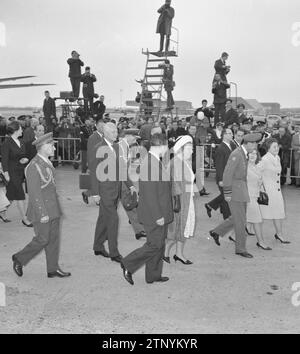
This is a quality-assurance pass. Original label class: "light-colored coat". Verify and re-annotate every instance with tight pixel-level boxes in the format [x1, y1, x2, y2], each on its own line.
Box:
[258, 152, 285, 220]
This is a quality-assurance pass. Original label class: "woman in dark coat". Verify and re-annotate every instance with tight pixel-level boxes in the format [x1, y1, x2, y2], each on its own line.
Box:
[1, 121, 32, 226]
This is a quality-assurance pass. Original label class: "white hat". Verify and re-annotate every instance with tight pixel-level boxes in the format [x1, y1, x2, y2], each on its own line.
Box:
[173, 135, 193, 153]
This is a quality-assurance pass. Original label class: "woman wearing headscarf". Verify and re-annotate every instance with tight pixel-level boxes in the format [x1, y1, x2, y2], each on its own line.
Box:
[164, 135, 195, 265]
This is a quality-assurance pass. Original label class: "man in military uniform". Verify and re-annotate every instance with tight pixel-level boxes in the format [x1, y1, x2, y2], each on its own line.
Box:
[209, 133, 261, 258]
[12, 133, 71, 278]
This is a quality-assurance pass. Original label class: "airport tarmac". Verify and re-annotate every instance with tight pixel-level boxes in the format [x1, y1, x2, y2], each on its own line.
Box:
[0, 166, 300, 334]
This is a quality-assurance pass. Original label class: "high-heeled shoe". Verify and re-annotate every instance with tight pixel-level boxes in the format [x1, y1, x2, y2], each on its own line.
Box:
[245, 227, 255, 236]
[163, 256, 170, 264]
[22, 220, 33, 228]
[0, 215, 11, 223]
[256, 242, 272, 251]
[274, 234, 291, 244]
[173, 255, 193, 265]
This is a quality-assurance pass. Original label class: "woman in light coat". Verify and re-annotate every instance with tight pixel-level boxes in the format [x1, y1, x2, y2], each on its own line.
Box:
[258, 138, 290, 244]
[164, 135, 195, 265]
[246, 150, 271, 250]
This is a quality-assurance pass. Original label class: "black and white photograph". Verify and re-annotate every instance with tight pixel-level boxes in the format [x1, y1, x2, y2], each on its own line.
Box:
[1, 0, 300, 339]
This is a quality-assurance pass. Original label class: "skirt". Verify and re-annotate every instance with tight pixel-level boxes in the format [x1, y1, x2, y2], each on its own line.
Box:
[246, 196, 262, 224]
[6, 169, 25, 201]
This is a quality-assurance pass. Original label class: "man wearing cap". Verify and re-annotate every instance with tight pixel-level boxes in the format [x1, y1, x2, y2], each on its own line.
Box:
[81, 67, 97, 117]
[214, 52, 231, 83]
[67, 50, 84, 98]
[118, 129, 147, 240]
[241, 117, 253, 133]
[218, 133, 261, 258]
[12, 133, 71, 278]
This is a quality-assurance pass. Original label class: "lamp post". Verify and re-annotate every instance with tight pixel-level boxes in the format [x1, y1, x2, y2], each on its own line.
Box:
[230, 82, 238, 108]
[120, 89, 123, 109]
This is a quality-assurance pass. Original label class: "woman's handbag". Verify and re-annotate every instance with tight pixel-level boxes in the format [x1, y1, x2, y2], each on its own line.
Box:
[121, 183, 138, 211]
[173, 195, 181, 213]
[257, 185, 269, 206]
[0, 172, 8, 187]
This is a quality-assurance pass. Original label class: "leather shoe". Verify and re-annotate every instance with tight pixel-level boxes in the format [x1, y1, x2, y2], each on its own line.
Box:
[94, 249, 110, 257]
[205, 203, 212, 218]
[82, 192, 89, 205]
[121, 263, 134, 285]
[12, 255, 23, 277]
[199, 188, 210, 196]
[135, 231, 146, 240]
[111, 255, 123, 263]
[209, 230, 220, 246]
[47, 269, 71, 278]
[236, 252, 253, 258]
[22, 220, 33, 227]
[147, 276, 169, 284]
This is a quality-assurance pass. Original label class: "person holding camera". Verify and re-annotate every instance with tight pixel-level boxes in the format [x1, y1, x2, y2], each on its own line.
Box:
[214, 52, 231, 83]
[67, 50, 84, 98]
[156, 0, 175, 52]
[160, 59, 175, 111]
[81, 66, 97, 117]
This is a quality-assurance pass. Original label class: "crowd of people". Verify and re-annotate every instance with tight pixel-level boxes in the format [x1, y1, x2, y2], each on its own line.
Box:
[0, 0, 299, 282]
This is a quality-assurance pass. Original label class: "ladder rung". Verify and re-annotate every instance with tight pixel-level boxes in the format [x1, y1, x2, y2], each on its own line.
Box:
[145, 82, 163, 85]
[145, 74, 164, 77]
[147, 90, 161, 93]
[148, 59, 167, 62]
[146, 67, 162, 70]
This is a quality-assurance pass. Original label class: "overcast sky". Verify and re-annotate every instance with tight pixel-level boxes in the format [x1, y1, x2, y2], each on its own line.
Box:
[1, 0, 300, 108]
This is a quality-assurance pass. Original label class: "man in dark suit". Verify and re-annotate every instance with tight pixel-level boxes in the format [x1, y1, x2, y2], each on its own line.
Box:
[93, 95, 106, 122]
[121, 134, 173, 285]
[156, 0, 175, 52]
[67, 50, 84, 98]
[194, 100, 214, 126]
[82, 119, 104, 204]
[93, 123, 136, 262]
[214, 52, 230, 82]
[81, 66, 97, 116]
[212, 74, 230, 126]
[160, 60, 175, 110]
[42, 91, 56, 132]
[205, 128, 234, 220]
[237, 103, 247, 125]
[232, 128, 245, 149]
[223, 99, 239, 127]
